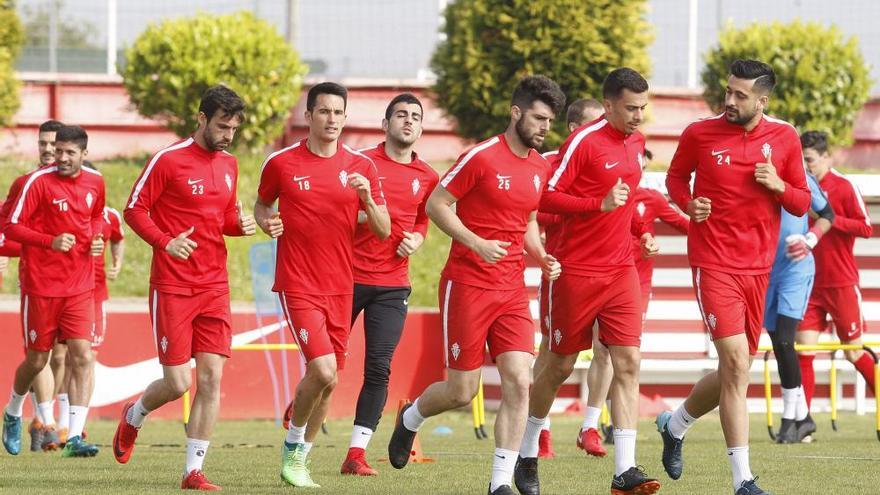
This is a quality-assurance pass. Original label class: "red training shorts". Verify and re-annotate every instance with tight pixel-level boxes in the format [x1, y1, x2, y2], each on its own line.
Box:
[692, 267, 769, 355]
[21, 290, 94, 353]
[800, 285, 866, 341]
[279, 291, 353, 370]
[149, 287, 232, 366]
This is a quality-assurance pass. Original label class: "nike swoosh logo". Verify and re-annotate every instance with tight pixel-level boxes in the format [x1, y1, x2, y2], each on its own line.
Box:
[711, 149, 729, 156]
[612, 478, 626, 488]
[91, 321, 285, 407]
[293, 176, 310, 181]
[187, 179, 204, 185]
[496, 174, 511, 179]
[52, 198, 67, 204]
[495, 454, 506, 459]
[604, 162, 619, 169]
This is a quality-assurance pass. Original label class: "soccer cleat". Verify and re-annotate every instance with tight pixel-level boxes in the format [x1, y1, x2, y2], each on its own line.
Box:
[487, 484, 517, 495]
[181, 469, 221, 491]
[281, 442, 320, 487]
[340, 447, 378, 476]
[282, 400, 293, 430]
[58, 427, 68, 447]
[775, 419, 797, 444]
[113, 401, 139, 464]
[611, 466, 661, 495]
[513, 456, 539, 495]
[656, 411, 684, 480]
[387, 402, 417, 469]
[796, 414, 816, 443]
[735, 478, 771, 494]
[61, 435, 98, 457]
[576, 427, 607, 457]
[29, 419, 45, 452]
[41, 426, 60, 451]
[2, 412, 22, 455]
[537, 429, 555, 459]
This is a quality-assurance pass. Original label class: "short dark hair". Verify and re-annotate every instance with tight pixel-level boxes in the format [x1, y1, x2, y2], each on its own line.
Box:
[644, 148, 653, 161]
[566, 98, 603, 126]
[307, 82, 348, 112]
[602, 68, 649, 99]
[384, 93, 423, 121]
[39, 120, 64, 133]
[729, 59, 776, 94]
[801, 130, 829, 154]
[54, 125, 88, 150]
[511, 75, 565, 116]
[199, 85, 245, 122]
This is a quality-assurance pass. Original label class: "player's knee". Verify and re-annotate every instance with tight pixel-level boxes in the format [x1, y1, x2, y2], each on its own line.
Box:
[448, 382, 478, 408]
[502, 373, 531, 401]
[195, 370, 223, 396]
[50, 351, 66, 370]
[165, 374, 192, 398]
[719, 353, 750, 382]
[363, 362, 391, 386]
[25, 352, 50, 371]
[844, 349, 862, 363]
[309, 364, 337, 388]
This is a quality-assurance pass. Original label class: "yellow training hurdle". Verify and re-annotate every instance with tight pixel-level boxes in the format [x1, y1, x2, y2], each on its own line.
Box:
[760, 341, 880, 442]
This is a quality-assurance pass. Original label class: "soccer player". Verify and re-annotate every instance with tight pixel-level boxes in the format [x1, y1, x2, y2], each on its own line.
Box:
[797, 130, 875, 438]
[387, 75, 564, 495]
[255, 82, 390, 488]
[516, 68, 661, 495]
[113, 86, 256, 490]
[660, 60, 809, 495]
[339, 93, 439, 476]
[763, 167, 834, 444]
[3, 125, 105, 458]
[0, 120, 65, 452]
[535, 97, 609, 459]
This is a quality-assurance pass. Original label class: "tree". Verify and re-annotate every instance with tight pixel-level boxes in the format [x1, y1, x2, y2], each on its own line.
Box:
[0, 1, 23, 127]
[121, 12, 307, 153]
[701, 21, 872, 146]
[430, 0, 651, 147]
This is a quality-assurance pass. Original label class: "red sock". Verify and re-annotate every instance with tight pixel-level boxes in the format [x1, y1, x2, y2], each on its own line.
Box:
[799, 354, 816, 408]
[854, 353, 876, 393]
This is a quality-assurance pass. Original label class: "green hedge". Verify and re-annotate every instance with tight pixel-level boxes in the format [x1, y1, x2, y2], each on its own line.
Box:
[0, 2, 23, 126]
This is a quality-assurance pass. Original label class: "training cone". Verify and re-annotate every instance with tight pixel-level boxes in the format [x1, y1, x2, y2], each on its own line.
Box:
[380, 399, 435, 464]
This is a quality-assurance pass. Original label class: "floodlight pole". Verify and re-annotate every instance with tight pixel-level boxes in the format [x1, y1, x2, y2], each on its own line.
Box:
[286, 0, 299, 45]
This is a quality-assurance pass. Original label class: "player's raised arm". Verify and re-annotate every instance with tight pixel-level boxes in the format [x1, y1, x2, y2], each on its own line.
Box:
[124, 154, 174, 250]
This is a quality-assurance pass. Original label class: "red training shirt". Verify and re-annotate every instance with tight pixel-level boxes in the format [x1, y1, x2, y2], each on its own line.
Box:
[5, 166, 105, 298]
[125, 137, 244, 294]
[630, 187, 689, 287]
[258, 139, 385, 295]
[666, 114, 810, 274]
[439, 133, 549, 290]
[352, 142, 438, 287]
[811, 169, 872, 288]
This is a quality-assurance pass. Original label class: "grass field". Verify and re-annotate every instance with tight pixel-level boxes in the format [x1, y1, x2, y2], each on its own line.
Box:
[0, 412, 877, 494]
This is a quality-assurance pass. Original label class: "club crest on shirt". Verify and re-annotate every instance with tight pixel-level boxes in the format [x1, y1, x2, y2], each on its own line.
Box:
[533, 174, 541, 193]
[412, 178, 420, 195]
[160, 336, 168, 354]
[225, 173, 232, 191]
[637, 201, 646, 217]
[762, 143, 772, 160]
[707, 313, 717, 330]
[299, 328, 309, 345]
[339, 170, 349, 187]
[85, 192, 94, 208]
[450, 342, 461, 361]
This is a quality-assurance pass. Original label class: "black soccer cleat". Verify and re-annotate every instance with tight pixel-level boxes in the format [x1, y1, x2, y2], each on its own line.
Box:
[796, 414, 816, 443]
[656, 411, 684, 480]
[487, 484, 517, 495]
[735, 478, 771, 494]
[775, 418, 797, 444]
[387, 402, 417, 469]
[513, 456, 539, 495]
[611, 466, 661, 495]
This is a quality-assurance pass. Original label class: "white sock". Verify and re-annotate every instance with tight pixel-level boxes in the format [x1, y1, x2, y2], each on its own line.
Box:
[541, 416, 551, 432]
[612, 428, 637, 476]
[667, 405, 696, 439]
[126, 397, 151, 428]
[185, 438, 210, 475]
[795, 386, 808, 421]
[302, 441, 313, 458]
[350, 425, 373, 450]
[68, 405, 89, 439]
[402, 398, 426, 432]
[727, 446, 753, 490]
[38, 401, 56, 427]
[57, 394, 70, 429]
[5, 390, 26, 417]
[582, 406, 602, 431]
[781, 387, 798, 420]
[489, 448, 518, 491]
[519, 416, 546, 458]
[285, 424, 306, 445]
